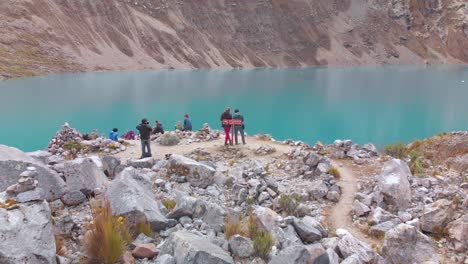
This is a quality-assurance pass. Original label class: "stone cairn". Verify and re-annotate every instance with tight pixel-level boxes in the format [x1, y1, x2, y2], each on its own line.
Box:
[47, 123, 83, 155]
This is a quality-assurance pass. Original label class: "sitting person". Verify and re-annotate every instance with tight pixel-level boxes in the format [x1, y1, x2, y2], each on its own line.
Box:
[183, 114, 192, 131]
[175, 121, 183, 131]
[153, 120, 164, 134]
[109, 128, 119, 141]
[122, 130, 135, 140]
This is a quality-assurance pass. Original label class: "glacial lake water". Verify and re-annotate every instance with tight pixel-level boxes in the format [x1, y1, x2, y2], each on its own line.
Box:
[0, 65, 467, 152]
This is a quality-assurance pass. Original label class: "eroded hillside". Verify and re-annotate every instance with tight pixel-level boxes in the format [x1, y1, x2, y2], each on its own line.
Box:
[0, 0, 467, 78]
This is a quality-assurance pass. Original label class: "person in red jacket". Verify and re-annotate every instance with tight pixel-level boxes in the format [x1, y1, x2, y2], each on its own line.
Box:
[220, 107, 232, 145]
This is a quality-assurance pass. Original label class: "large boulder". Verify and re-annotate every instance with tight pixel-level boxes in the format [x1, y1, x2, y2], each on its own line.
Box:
[0, 145, 65, 201]
[308, 181, 329, 200]
[167, 154, 215, 188]
[27, 150, 52, 164]
[159, 230, 234, 264]
[107, 167, 169, 231]
[447, 214, 468, 252]
[336, 229, 375, 263]
[382, 223, 437, 264]
[62, 157, 107, 194]
[101, 155, 124, 178]
[0, 201, 56, 264]
[367, 207, 398, 225]
[375, 159, 412, 211]
[292, 216, 326, 243]
[269, 245, 311, 264]
[420, 199, 455, 233]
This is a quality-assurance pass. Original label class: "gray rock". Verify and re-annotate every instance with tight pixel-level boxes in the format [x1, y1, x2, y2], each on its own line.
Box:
[382, 223, 437, 264]
[46, 155, 63, 165]
[168, 193, 198, 219]
[370, 221, 397, 237]
[320, 237, 339, 252]
[229, 235, 254, 258]
[317, 163, 330, 174]
[292, 216, 326, 243]
[0, 145, 65, 201]
[340, 254, 361, 264]
[353, 200, 371, 217]
[447, 214, 468, 252]
[62, 157, 107, 194]
[159, 230, 234, 264]
[107, 167, 169, 231]
[0, 201, 56, 264]
[362, 143, 378, 155]
[132, 233, 155, 247]
[101, 155, 123, 178]
[421, 199, 455, 233]
[128, 157, 155, 169]
[269, 245, 311, 264]
[281, 224, 303, 248]
[304, 152, 320, 167]
[167, 154, 215, 188]
[326, 191, 340, 202]
[375, 159, 412, 211]
[27, 150, 52, 164]
[258, 191, 270, 203]
[308, 181, 329, 200]
[367, 207, 398, 225]
[154, 254, 176, 264]
[337, 229, 375, 262]
[200, 202, 226, 233]
[60, 190, 87, 206]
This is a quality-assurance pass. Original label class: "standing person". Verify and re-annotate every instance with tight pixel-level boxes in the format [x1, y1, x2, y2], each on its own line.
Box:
[220, 107, 232, 145]
[136, 118, 152, 158]
[183, 114, 192, 131]
[109, 128, 119, 141]
[233, 109, 246, 145]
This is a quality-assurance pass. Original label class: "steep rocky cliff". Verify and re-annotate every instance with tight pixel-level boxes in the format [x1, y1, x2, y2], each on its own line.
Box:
[0, 0, 466, 78]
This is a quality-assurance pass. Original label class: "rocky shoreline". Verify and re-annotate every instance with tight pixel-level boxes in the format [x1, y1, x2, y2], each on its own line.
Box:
[0, 124, 466, 264]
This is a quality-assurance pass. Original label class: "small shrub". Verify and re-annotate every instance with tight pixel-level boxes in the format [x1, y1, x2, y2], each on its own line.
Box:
[453, 196, 462, 205]
[409, 151, 425, 175]
[228, 159, 236, 166]
[329, 166, 341, 178]
[384, 142, 408, 159]
[84, 199, 130, 264]
[160, 132, 180, 146]
[248, 212, 273, 260]
[245, 197, 255, 206]
[224, 214, 247, 239]
[63, 141, 82, 151]
[162, 199, 176, 211]
[135, 218, 153, 237]
[278, 193, 302, 216]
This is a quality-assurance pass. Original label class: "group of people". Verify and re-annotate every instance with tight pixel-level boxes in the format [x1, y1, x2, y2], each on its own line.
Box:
[221, 107, 246, 146]
[108, 109, 246, 158]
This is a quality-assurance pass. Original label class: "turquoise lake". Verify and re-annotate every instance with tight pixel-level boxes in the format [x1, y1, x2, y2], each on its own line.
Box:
[1, 65, 467, 152]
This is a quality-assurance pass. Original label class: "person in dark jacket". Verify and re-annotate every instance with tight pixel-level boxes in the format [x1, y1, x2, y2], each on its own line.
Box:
[220, 107, 232, 145]
[233, 109, 245, 145]
[109, 128, 119, 141]
[136, 118, 152, 158]
[183, 114, 192, 131]
[153, 120, 164, 134]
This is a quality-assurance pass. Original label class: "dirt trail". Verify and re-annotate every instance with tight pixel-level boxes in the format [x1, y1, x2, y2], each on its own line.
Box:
[329, 160, 379, 246]
[115, 136, 295, 163]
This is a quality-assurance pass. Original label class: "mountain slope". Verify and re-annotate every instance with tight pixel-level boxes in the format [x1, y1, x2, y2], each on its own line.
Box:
[0, 0, 467, 78]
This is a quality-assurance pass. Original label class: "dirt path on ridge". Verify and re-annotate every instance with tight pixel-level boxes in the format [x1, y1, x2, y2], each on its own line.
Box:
[329, 160, 380, 246]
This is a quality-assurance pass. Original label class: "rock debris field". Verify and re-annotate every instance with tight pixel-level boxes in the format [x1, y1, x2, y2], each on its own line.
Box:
[0, 123, 467, 264]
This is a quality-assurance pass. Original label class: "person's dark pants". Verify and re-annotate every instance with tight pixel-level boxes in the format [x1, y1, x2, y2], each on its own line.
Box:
[141, 139, 151, 157]
[234, 126, 245, 144]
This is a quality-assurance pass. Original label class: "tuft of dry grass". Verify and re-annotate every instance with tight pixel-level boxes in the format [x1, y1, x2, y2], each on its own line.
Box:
[278, 193, 302, 216]
[135, 218, 153, 237]
[84, 199, 131, 264]
[329, 166, 341, 178]
[248, 212, 273, 260]
[55, 235, 66, 256]
[162, 199, 176, 211]
[224, 214, 248, 239]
